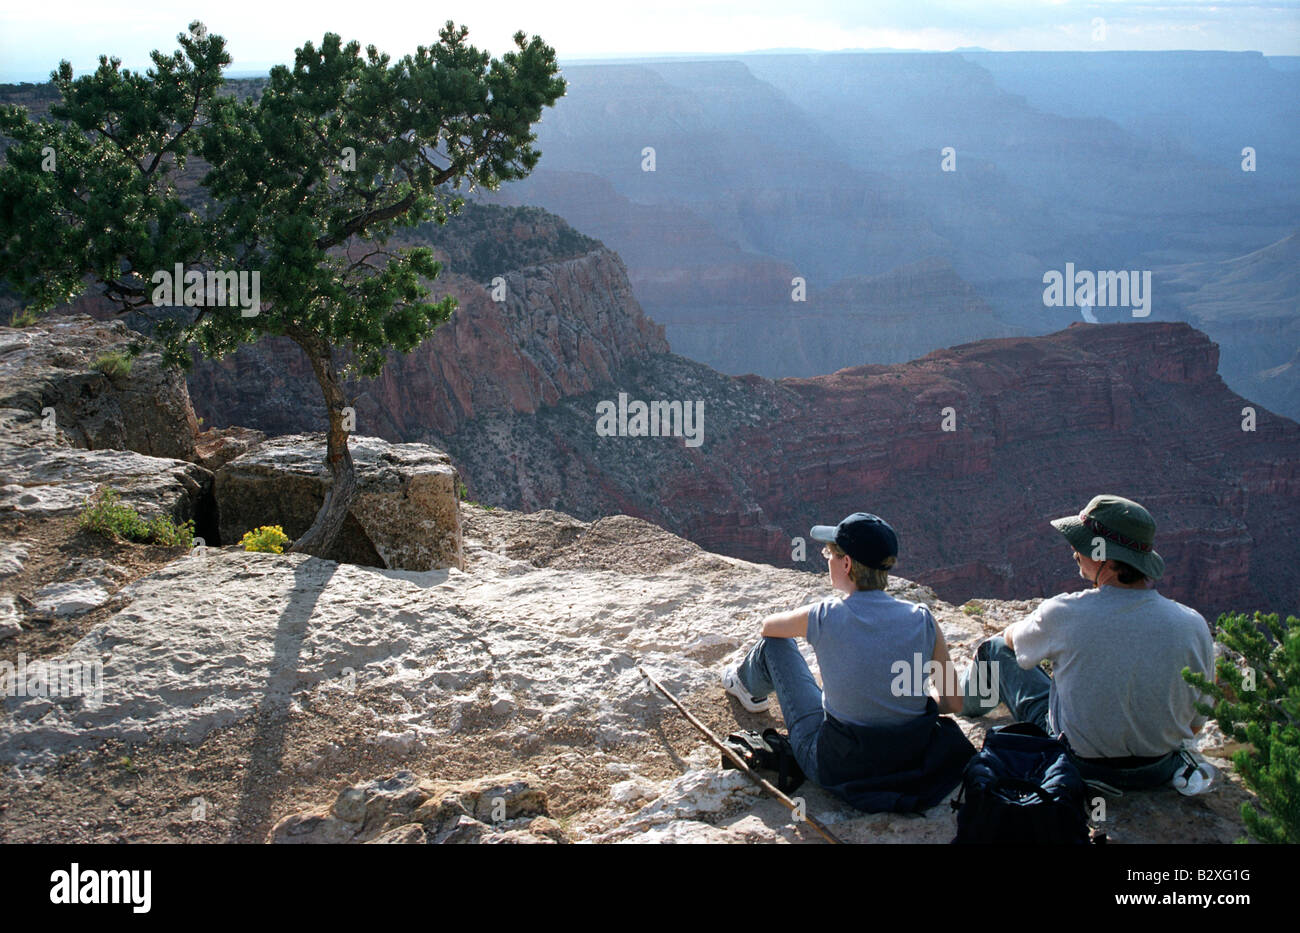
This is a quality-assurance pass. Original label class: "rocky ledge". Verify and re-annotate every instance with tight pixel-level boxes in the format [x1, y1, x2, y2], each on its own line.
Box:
[214, 433, 464, 571]
[0, 317, 198, 460]
[0, 500, 1251, 844]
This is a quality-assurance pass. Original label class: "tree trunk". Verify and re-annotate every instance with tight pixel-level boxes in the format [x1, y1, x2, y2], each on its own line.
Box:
[286, 327, 358, 559]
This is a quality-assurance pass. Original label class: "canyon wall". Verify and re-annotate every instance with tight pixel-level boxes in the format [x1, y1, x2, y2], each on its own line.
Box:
[439, 321, 1300, 619]
[185, 238, 668, 440]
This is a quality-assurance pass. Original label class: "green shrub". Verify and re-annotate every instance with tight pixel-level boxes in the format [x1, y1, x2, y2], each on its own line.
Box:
[455, 478, 493, 508]
[239, 525, 291, 553]
[962, 601, 985, 616]
[9, 307, 40, 327]
[1184, 611, 1299, 844]
[143, 513, 195, 548]
[78, 487, 194, 547]
[80, 487, 148, 541]
[92, 349, 133, 379]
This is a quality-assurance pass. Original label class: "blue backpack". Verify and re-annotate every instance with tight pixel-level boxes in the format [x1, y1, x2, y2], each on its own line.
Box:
[951, 722, 1092, 844]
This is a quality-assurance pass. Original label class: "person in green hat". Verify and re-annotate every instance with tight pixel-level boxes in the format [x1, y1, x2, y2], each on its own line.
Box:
[957, 494, 1215, 790]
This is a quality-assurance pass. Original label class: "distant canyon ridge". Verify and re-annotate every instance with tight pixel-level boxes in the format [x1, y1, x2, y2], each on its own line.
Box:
[479, 50, 1300, 420]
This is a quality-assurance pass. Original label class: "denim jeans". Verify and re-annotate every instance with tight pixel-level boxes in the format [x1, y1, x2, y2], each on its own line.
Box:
[735, 636, 827, 785]
[959, 635, 1052, 728]
[959, 636, 1181, 791]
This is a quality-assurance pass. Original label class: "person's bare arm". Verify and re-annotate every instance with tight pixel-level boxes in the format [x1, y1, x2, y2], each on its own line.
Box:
[760, 605, 813, 639]
[930, 628, 963, 714]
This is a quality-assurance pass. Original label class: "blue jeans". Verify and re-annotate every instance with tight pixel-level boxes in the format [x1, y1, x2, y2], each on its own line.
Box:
[958, 635, 1052, 727]
[959, 636, 1181, 791]
[735, 637, 827, 785]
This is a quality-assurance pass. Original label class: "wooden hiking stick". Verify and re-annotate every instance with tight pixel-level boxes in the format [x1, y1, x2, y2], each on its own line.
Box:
[637, 665, 844, 845]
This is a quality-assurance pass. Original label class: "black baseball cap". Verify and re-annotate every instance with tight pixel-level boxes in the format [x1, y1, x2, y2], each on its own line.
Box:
[810, 512, 899, 569]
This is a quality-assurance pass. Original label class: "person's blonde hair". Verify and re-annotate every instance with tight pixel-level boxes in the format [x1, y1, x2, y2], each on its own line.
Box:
[827, 541, 893, 591]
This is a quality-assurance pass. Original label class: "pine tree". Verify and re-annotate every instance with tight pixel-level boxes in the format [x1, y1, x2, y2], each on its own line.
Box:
[1184, 612, 1300, 843]
[0, 20, 565, 556]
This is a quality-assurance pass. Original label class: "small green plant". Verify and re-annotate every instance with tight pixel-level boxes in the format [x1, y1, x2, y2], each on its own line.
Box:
[80, 488, 148, 540]
[143, 513, 195, 548]
[78, 487, 194, 547]
[92, 349, 133, 379]
[9, 307, 41, 327]
[962, 601, 985, 616]
[239, 525, 291, 554]
[455, 477, 493, 508]
[1184, 611, 1299, 844]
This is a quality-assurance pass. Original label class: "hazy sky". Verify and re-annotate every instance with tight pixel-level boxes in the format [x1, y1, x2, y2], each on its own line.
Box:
[2, 0, 1298, 82]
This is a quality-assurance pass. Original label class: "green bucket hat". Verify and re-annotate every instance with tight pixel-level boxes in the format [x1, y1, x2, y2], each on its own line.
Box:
[1049, 494, 1165, 581]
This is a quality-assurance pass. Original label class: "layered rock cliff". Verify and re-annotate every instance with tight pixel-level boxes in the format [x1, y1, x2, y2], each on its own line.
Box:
[485, 175, 1009, 378]
[185, 211, 667, 440]
[439, 321, 1300, 619]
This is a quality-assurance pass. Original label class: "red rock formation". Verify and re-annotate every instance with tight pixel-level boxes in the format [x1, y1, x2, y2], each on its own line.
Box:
[177, 235, 1300, 618]
[730, 323, 1300, 617]
[184, 246, 668, 439]
[426, 320, 1300, 618]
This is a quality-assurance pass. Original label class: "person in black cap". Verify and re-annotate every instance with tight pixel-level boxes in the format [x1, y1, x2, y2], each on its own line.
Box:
[720, 512, 974, 812]
[957, 494, 1216, 791]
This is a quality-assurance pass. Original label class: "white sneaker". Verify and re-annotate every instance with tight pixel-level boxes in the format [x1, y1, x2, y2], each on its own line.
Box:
[720, 664, 771, 713]
[1171, 749, 1218, 796]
